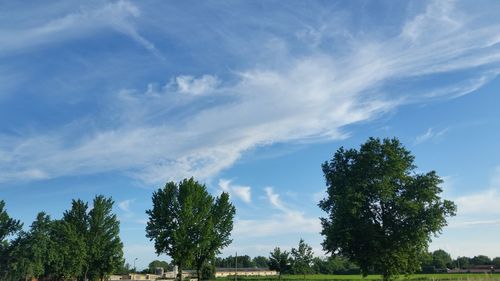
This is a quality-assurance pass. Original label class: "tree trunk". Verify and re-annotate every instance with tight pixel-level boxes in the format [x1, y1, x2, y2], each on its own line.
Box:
[197, 269, 200, 281]
[179, 264, 183, 281]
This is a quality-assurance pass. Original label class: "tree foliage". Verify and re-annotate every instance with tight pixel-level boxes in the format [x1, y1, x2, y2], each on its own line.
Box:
[0, 200, 22, 280]
[0, 196, 123, 281]
[253, 256, 270, 268]
[146, 178, 235, 281]
[291, 239, 314, 277]
[87, 196, 124, 281]
[268, 247, 292, 280]
[148, 260, 172, 273]
[319, 137, 456, 280]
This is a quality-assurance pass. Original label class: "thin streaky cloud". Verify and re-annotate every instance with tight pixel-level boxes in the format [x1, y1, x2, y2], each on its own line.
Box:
[0, 1, 161, 58]
[0, 1, 499, 184]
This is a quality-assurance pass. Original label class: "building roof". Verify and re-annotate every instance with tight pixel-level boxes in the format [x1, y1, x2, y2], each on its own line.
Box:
[216, 268, 273, 272]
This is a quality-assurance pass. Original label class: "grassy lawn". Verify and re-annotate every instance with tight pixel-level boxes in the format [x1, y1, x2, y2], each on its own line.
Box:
[216, 273, 500, 281]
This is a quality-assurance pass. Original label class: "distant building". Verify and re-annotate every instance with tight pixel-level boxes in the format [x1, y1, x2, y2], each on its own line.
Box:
[448, 265, 498, 273]
[215, 268, 278, 277]
[155, 267, 165, 276]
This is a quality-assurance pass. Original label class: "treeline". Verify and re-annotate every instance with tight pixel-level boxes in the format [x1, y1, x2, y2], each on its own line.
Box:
[420, 249, 500, 273]
[215, 239, 359, 278]
[0, 196, 125, 281]
[216, 243, 500, 277]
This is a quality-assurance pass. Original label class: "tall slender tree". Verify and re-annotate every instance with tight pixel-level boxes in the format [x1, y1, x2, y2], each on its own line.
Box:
[146, 178, 235, 281]
[87, 195, 124, 281]
[63, 199, 89, 281]
[28, 212, 54, 279]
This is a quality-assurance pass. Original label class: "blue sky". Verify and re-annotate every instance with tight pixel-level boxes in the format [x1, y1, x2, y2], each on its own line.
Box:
[1, 0, 500, 269]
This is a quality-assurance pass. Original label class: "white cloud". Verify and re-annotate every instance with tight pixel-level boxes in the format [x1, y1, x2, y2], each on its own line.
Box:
[0, 0, 159, 57]
[118, 199, 134, 213]
[455, 189, 500, 216]
[451, 167, 500, 216]
[449, 219, 500, 228]
[414, 127, 449, 145]
[172, 75, 220, 96]
[0, 1, 499, 184]
[264, 187, 286, 211]
[218, 179, 252, 203]
[401, 0, 461, 43]
[233, 213, 321, 238]
[232, 187, 321, 238]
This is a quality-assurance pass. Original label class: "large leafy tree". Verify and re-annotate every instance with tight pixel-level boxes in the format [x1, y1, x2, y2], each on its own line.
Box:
[319, 137, 456, 280]
[268, 247, 292, 280]
[146, 178, 235, 281]
[291, 239, 314, 279]
[87, 195, 124, 281]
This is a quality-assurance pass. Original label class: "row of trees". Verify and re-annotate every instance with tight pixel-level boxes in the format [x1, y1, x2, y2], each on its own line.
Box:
[421, 250, 500, 272]
[214, 255, 269, 269]
[0, 196, 124, 281]
[216, 249, 500, 276]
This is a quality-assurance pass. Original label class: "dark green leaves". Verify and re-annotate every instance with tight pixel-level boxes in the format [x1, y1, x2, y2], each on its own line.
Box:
[146, 177, 235, 281]
[319, 137, 456, 280]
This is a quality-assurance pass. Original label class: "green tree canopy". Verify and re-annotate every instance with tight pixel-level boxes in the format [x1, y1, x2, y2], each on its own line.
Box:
[193, 192, 235, 280]
[253, 256, 270, 268]
[471, 255, 492, 265]
[0, 200, 22, 243]
[62, 199, 89, 281]
[319, 137, 456, 280]
[454, 256, 470, 269]
[432, 249, 453, 270]
[291, 239, 314, 278]
[0, 200, 22, 280]
[146, 178, 235, 281]
[492, 257, 500, 269]
[148, 260, 171, 273]
[268, 247, 292, 280]
[87, 195, 124, 281]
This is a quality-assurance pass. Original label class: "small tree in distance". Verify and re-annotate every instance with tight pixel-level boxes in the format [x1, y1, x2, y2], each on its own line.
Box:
[268, 247, 291, 280]
[291, 239, 314, 280]
[319, 137, 456, 281]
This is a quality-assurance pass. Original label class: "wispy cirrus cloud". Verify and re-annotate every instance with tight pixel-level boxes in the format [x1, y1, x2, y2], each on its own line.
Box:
[118, 199, 134, 213]
[414, 127, 449, 145]
[0, 0, 159, 57]
[450, 167, 500, 218]
[233, 187, 320, 238]
[218, 179, 252, 203]
[0, 1, 499, 184]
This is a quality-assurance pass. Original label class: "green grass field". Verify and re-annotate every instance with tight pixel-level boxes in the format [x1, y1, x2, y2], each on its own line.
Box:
[216, 273, 500, 281]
